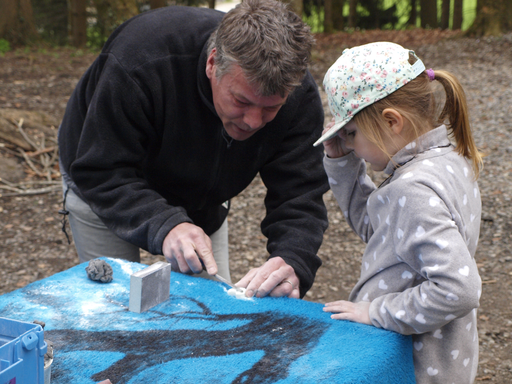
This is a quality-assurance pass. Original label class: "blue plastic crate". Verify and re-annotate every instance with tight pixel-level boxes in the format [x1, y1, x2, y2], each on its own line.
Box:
[0, 317, 47, 384]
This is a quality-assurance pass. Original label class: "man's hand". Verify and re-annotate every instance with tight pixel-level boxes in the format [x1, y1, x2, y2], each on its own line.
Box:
[323, 300, 371, 325]
[162, 223, 217, 275]
[236, 257, 300, 299]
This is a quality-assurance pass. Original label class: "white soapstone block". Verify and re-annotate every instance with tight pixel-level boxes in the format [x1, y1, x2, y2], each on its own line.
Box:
[129, 261, 171, 313]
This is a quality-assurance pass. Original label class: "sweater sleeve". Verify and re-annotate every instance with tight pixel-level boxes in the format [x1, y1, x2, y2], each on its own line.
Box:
[258, 73, 329, 297]
[323, 152, 377, 243]
[368, 180, 481, 335]
[66, 54, 192, 255]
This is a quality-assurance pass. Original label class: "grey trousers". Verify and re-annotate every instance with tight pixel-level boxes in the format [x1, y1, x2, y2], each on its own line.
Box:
[62, 180, 231, 282]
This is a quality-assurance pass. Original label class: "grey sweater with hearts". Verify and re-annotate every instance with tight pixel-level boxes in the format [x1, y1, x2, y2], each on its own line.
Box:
[324, 126, 482, 383]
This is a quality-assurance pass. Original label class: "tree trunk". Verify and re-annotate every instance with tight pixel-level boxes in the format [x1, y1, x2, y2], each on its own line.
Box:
[208, 0, 216, 9]
[32, 0, 69, 46]
[420, 0, 437, 28]
[0, 0, 39, 46]
[440, 0, 450, 29]
[466, 0, 512, 36]
[332, 0, 344, 30]
[324, 0, 333, 33]
[407, 0, 417, 26]
[67, 0, 87, 47]
[452, 0, 463, 29]
[150, 0, 166, 8]
[348, 0, 357, 28]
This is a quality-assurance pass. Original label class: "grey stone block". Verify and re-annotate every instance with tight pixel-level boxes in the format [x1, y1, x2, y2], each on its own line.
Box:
[129, 261, 171, 313]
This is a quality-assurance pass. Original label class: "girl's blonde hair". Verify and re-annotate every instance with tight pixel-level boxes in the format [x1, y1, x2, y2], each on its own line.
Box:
[353, 65, 483, 179]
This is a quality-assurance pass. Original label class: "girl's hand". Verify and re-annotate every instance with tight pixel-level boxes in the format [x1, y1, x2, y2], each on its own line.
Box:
[322, 118, 351, 159]
[323, 300, 371, 325]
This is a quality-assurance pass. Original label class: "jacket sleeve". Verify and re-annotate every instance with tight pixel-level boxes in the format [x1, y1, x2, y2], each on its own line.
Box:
[259, 73, 329, 298]
[323, 152, 377, 243]
[368, 181, 481, 335]
[66, 54, 192, 255]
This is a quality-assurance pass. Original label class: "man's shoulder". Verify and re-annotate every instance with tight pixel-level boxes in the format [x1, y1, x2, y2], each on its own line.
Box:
[134, 5, 224, 25]
[103, 6, 224, 55]
[99, 6, 224, 72]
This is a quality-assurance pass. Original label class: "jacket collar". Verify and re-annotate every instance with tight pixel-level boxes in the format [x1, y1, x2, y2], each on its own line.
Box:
[383, 125, 452, 175]
[197, 42, 217, 117]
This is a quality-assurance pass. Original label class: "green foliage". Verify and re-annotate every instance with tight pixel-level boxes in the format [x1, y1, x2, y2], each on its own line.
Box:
[303, 0, 477, 33]
[0, 39, 11, 55]
[86, 26, 109, 50]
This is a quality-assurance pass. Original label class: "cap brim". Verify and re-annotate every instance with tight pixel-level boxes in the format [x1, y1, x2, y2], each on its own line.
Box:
[313, 118, 350, 147]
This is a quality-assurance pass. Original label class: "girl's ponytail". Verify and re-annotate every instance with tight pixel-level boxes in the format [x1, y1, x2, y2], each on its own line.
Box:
[434, 70, 484, 178]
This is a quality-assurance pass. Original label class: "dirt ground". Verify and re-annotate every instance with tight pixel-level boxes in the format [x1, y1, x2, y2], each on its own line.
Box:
[1, 29, 511, 382]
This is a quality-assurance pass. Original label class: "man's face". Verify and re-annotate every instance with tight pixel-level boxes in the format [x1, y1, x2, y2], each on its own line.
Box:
[206, 49, 288, 141]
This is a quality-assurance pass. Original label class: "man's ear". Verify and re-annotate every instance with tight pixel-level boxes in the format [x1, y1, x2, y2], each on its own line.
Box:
[205, 48, 217, 80]
[382, 108, 404, 135]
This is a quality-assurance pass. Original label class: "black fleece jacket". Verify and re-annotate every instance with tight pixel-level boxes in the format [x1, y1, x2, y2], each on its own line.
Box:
[58, 6, 329, 297]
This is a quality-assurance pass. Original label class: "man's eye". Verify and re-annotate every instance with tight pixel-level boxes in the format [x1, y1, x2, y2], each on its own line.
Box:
[234, 99, 248, 106]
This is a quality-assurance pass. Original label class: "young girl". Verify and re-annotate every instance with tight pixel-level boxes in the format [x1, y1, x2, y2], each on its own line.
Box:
[315, 42, 483, 383]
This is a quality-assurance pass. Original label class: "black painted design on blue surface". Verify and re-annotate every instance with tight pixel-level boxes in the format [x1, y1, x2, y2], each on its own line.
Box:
[46, 295, 329, 384]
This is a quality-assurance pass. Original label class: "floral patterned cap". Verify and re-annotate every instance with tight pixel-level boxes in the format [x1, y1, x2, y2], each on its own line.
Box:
[314, 42, 426, 146]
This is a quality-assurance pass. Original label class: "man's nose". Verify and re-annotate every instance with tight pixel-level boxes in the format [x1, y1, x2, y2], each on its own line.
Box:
[243, 107, 265, 130]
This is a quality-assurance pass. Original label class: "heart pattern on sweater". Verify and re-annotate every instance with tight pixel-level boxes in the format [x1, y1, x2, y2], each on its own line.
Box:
[429, 196, 440, 207]
[401, 271, 413, 279]
[435, 239, 449, 249]
[416, 226, 425, 237]
[446, 293, 459, 301]
[459, 266, 469, 276]
[414, 342, 423, 351]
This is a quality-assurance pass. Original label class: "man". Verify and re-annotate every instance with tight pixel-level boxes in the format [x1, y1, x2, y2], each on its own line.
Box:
[58, 0, 328, 299]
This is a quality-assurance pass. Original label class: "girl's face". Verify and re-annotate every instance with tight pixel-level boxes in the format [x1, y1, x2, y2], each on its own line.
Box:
[339, 120, 393, 172]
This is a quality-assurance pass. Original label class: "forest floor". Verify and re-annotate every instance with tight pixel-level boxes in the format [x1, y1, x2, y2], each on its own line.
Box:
[0, 28, 511, 382]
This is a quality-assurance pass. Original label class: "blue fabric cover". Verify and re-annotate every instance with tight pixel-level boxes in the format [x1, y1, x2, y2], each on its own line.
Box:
[0, 258, 415, 383]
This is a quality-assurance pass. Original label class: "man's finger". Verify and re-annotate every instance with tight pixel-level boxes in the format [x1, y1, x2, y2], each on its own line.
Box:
[269, 279, 299, 298]
[240, 257, 298, 298]
[195, 242, 217, 275]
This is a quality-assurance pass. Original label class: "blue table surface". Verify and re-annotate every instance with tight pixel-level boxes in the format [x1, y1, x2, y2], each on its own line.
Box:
[0, 258, 416, 384]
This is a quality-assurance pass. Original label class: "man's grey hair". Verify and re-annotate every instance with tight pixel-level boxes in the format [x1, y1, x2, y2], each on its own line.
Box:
[207, 0, 315, 97]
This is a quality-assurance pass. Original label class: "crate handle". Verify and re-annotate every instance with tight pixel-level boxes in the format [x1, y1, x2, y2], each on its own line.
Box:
[21, 332, 37, 351]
